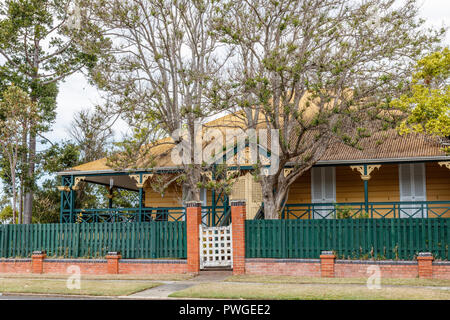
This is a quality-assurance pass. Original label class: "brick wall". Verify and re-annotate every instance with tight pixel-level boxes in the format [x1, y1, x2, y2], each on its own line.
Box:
[335, 261, 418, 278]
[0, 257, 188, 275]
[43, 260, 107, 274]
[246, 258, 321, 277]
[432, 262, 450, 280]
[0, 259, 32, 273]
[119, 260, 187, 274]
[245, 258, 450, 279]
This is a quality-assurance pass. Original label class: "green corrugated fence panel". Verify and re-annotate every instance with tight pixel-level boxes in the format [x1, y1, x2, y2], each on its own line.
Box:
[245, 218, 450, 260]
[0, 222, 186, 259]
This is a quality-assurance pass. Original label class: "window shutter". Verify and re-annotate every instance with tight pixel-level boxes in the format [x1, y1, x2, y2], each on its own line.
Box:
[413, 163, 426, 200]
[399, 163, 427, 218]
[323, 167, 335, 202]
[399, 164, 412, 200]
[311, 167, 323, 202]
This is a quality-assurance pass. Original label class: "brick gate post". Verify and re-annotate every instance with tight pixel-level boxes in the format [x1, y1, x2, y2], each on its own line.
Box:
[320, 250, 336, 278]
[417, 252, 434, 279]
[32, 251, 46, 274]
[231, 200, 246, 275]
[186, 201, 202, 274]
[106, 251, 121, 274]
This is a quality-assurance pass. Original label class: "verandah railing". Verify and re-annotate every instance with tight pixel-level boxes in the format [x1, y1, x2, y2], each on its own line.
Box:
[281, 201, 450, 219]
[246, 218, 450, 260]
[0, 222, 186, 259]
[63, 205, 230, 226]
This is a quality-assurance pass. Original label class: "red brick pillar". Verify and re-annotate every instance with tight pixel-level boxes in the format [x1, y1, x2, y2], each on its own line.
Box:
[231, 200, 246, 275]
[186, 201, 202, 274]
[32, 251, 46, 274]
[320, 251, 336, 278]
[417, 252, 434, 279]
[106, 252, 121, 274]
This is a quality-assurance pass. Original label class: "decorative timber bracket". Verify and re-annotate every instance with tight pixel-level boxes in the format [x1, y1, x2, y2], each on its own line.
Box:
[71, 177, 86, 191]
[283, 168, 294, 177]
[129, 174, 153, 188]
[350, 165, 381, 181]
[438, 162, 450, 170]
[57, 186, 71, 192]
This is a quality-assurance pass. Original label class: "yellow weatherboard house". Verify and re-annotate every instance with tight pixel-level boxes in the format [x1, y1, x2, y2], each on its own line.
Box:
[57, 111, 450, 225]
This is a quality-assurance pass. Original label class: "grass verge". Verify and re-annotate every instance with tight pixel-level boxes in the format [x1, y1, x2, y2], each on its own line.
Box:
[225, 275, 450, 287]
[0, 279, 161, 296]
[169, 282, 450, 300]
[0, 273, 193, 281]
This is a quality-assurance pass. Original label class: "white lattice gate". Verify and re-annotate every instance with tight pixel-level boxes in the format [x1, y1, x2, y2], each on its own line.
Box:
[199, 224, 233, 269]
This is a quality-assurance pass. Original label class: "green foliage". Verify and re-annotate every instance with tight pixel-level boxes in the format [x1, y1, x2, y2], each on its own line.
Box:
[0, 205, 13, 223]
[393, 48, 450, 151]
[335, 205, 369, 219]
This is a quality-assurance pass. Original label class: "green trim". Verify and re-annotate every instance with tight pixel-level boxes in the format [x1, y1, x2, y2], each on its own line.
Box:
[281, 201, 450, 219]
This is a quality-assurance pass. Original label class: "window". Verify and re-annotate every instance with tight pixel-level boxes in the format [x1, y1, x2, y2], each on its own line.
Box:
[311, 167, 336, 219]
[399, 163, 427, 218]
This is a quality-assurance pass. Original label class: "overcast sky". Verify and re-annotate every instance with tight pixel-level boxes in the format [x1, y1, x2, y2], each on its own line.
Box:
[50, 0, 450, 145]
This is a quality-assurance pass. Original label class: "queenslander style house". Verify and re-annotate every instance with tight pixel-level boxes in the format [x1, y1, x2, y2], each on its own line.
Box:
[57, 114, 450, 225]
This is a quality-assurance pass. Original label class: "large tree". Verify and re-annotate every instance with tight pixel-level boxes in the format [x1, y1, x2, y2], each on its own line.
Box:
[0, 85, 39, 224]
[88, 0, 231, 202]
[214, 0, 443, 218]
[0, 0, 107, 223]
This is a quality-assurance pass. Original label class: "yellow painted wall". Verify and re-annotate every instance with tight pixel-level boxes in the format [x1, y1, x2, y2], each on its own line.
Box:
[426, 162, 450, 201]
[141, 162, 449, 219]
[367, 164, 400, 202]
[286, 170, 311, 204]
[426, 162, 450, 218]
[285, 162, 449, 219]
[144, 183, 183, 207]
[336, 166, 364, 202]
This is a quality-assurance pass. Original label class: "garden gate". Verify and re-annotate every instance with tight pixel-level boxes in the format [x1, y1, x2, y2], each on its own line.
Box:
[199, 224, 233, 269]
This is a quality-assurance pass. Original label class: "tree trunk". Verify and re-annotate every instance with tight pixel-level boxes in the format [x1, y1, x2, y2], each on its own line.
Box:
[18, 187, 22, 224]
[23, 132, 36, 224]
[261, 174, 290, 220]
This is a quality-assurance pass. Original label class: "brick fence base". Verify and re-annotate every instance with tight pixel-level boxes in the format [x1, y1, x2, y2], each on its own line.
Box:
[0, 258, 188, 275]
[0, 256, 449, 279]
[245, 258, 450, 279]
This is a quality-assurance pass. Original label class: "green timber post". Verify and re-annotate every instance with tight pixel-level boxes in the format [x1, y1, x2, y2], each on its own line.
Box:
[139, 173, 143, 222]
[59, 176, 72, 223]
[363, 164, 369, 214]
[69, 175, 75, 223]
[108, 187, 113, 209]
[59, 176, 64, 223]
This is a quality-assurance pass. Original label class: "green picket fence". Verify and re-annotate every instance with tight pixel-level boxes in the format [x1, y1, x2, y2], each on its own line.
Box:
[245, 218, 450, 260]
[0, 222, 186, 259]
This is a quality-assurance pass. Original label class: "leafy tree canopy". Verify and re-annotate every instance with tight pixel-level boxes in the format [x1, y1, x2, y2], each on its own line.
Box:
[394, 48, 449, 149]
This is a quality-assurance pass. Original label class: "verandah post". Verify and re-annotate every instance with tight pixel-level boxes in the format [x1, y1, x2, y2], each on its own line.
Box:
[186, 201, 202, 274]
[139, 173, 143, 222]
[363, 164, 369, 214]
